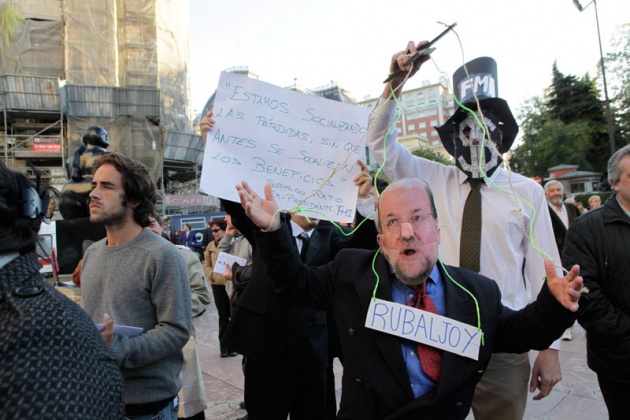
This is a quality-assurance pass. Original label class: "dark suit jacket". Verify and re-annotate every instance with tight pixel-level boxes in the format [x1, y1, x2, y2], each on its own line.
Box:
[548, 202, 581, 253]
[221, 199, 377, 369]
[255, 221, 580, 420]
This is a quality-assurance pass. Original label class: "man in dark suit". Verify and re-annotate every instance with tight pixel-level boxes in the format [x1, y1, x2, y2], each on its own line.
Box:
[544, 180, 581, 341]
[544, 180, 581, 254]
[235, 177, 585, 420]
[221, 162, 378, 420]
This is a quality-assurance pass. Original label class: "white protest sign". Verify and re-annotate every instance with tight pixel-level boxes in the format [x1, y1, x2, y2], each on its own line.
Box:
[365, 298, 482, 360]
[200, 71, 370, 223]
[213, 251, 248, 275]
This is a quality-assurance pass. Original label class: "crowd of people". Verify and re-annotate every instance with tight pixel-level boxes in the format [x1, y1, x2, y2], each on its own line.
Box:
[1, 36, 628, 420]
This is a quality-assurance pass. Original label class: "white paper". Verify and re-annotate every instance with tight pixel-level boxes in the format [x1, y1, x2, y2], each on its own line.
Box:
[213, 251, 247, 275]
[365, 298, 482, 360]
[95, 323, 143, 337]
[200, 71, 370, 223]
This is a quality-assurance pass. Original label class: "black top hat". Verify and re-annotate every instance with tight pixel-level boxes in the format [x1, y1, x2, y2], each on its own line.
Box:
[435, 57, 518, 156]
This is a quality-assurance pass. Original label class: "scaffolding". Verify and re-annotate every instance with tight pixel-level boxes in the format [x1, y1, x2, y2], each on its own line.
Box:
[0, 0, 194, 188]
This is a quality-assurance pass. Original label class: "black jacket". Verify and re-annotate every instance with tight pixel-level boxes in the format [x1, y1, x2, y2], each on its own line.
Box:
[548, 202, 580, 254]
[221, 199, 377, 368]
[256, 221, 579, 420]
[562, 195, 630, 383]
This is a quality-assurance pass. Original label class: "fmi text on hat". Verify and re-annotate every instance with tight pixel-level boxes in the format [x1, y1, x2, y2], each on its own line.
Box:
[436, 56, 519, 155]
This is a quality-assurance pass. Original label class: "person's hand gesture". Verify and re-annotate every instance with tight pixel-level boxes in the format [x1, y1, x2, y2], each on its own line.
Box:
[384, 40, 431, 97]
[544, 260, 582, 312]
[353, 160, 373, 199]
[199, 111, 215, 144]
[236, 181, 280, 231]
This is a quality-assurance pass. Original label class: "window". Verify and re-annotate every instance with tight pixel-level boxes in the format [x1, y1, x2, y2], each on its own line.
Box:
[407, 124, 415, 131]
[418, 122, 426, 129]
[571, 183, 585, 193]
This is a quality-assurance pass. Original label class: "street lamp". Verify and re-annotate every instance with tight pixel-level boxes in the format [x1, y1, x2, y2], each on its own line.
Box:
[573, 0, 616, 155]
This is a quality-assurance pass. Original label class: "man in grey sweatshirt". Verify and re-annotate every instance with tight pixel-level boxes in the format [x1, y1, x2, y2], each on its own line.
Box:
[81, 153, 192, 419]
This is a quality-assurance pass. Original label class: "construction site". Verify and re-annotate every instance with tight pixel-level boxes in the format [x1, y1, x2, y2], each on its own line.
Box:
[0, 0, 209, 211]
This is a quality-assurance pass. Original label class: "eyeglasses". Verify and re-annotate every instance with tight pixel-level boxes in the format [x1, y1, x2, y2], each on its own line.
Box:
[381, 213, 434, 229]
[380, 213, 438, 243]
[211, 229, 222, 233]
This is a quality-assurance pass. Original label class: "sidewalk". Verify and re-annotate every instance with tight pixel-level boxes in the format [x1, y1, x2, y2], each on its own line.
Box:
[195, 302, 607, 419]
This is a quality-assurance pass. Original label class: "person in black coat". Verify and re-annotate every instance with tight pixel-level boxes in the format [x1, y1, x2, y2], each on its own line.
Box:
[562, 145, 630, 420]
[235, 177, 585, 420]
[221, 162, 378, 419]
[0, 161, 124, 419]
[544, 180, 581, 253]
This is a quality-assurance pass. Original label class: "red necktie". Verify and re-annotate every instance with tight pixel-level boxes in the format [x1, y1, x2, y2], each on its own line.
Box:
[407, 282, 442, 382]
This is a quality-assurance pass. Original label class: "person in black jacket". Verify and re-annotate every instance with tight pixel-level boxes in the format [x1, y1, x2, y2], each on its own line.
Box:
[562, 144, 630, 420]
[544, 180, 581, 254]
[544, 179, 581, 341]
[219, 163, 378, 420]
[235, 177, 585, 420]
[0, 161, 124, 419]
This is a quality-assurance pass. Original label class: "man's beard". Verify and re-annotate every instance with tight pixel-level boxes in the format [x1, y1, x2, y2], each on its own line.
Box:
[383, 251, 434, 286]
[90, 199, 129, 228]
[391, 261, 432, 286]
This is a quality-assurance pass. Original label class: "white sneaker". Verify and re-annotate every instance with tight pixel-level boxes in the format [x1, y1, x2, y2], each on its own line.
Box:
[561, 328, 573, 341]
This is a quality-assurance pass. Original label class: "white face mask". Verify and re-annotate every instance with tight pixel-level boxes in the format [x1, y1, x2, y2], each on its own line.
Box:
[454, 112, 502, 179]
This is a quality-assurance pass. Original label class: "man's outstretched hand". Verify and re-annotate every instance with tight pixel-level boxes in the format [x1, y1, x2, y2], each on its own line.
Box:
[544, 260, 582, 312]
[236, 181, 280, 232]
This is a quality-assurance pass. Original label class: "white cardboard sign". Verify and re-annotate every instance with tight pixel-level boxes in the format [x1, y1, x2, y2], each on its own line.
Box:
[365, 298, 482, 360]
[213, 251, 248, 275]
[200, 72, 370, 223]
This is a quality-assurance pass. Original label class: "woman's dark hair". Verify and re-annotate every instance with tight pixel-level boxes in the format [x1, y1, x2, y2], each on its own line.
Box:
[211, 219, 227, 231]
[0, 161, 42, 253]
[93, 153, 157, 227]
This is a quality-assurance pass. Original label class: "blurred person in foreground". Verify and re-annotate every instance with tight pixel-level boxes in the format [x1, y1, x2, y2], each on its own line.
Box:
[0, 160, 124, 419]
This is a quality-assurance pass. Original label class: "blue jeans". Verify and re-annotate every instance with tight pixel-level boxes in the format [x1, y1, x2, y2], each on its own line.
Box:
[125, 398, 178, 420]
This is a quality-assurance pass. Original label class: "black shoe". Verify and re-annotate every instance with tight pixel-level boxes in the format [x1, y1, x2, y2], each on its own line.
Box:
[220, 349, 229, 358]
[228, 351, 238, 357]
[239, 401, 246, 409]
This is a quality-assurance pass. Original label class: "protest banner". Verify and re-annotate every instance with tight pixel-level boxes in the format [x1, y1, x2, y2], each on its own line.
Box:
[200, 72, 370, 223]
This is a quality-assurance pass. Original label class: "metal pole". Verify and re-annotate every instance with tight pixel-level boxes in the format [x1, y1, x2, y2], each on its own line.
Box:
[593, 0, 616, 154]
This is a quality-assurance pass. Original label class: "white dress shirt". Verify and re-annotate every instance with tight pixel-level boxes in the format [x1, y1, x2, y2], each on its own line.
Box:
[366, 99, 562, 323]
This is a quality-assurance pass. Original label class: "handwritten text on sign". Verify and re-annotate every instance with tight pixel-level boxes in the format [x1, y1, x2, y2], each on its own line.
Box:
[199, 72, 370, 223]
[213, 252, 248, 275]
[365, 298, 482, 360]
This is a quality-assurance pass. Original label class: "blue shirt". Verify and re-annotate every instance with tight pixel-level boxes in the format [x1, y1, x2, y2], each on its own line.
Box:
[390, 264, 445, 398]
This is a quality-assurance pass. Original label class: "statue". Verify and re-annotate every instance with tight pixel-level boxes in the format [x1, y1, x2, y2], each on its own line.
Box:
[60, 126, 110, 219]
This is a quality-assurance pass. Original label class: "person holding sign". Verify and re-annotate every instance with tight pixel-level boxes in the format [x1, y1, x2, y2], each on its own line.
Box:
[201, 110, 378, 419]
[233, 177, 585, 420]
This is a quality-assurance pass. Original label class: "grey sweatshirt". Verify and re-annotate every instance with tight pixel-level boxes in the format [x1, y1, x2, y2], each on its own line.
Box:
[81, 228, 192, 405]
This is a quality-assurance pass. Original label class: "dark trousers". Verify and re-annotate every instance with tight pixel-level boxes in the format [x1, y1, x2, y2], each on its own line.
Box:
[244, 357, 327, 420]
[597, 374, 630, 420]
[211, 284, 231, 351]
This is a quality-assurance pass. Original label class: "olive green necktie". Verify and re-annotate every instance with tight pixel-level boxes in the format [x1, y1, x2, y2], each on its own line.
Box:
[460, 179, 483, 272]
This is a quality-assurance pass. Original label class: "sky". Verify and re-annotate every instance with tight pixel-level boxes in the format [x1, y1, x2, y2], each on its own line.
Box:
[189, 0, 630, 121]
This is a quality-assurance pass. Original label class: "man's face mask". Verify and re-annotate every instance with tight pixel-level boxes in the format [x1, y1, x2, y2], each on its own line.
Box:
[453, 110, 503, 179]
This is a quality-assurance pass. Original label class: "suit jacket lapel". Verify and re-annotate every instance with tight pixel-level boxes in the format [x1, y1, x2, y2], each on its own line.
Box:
[355, 253, 414, 400]
[303, 228, 324, 265]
